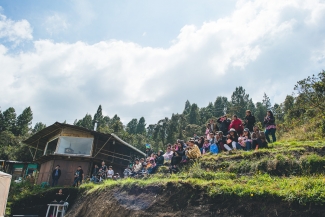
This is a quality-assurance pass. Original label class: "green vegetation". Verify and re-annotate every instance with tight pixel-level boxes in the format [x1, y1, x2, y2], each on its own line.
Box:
[8, 140, 325, 216]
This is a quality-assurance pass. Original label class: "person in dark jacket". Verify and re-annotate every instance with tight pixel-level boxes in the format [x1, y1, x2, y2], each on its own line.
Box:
[252, 126, 268, 149]
[197, 136, 204, 149]
[244, 110, 256, 132]
[156, 150, 165, 166]
[52, 165, 61, 187]
[217, 115, 231, 135]
[216, 131, 228, 151]
[171, 143, 185, 166]
[227, 128, 240, 149]
[264, 110, 276, 143]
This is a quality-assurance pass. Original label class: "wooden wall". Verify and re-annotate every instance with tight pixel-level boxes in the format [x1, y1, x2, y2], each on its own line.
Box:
[37, 160, 54, 184]
[60, 128, 93, 138]
[37, 159, 91, 186]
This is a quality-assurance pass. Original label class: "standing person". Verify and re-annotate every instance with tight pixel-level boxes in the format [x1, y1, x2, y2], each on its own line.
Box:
[217, 115, 231, 135]
[244, 110, 256, 132]
[99, 161, 107, 181]
[51, 165, 61, 187]
[229, 115, 244, 136]
[72, 166, 84, 187]
[206, 124, 212, 139]
[264, 110, 276, 143]
[209, 119, 219, 133]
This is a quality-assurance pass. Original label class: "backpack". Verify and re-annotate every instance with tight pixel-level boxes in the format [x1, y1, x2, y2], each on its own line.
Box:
[210, 144, 219, 154]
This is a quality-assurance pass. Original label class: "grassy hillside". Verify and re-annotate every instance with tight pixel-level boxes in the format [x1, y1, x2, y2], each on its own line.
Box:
[9, 140, 325, 216]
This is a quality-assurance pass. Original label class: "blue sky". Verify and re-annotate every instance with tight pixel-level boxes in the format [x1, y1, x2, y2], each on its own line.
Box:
[0, 0, 325, 126]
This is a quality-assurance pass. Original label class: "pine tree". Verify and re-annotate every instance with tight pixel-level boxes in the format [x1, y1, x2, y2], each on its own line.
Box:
[136, 117, 146, 134]
[93, 105, 103, 129]
[188, 103, 200, 125]
[2, 107, 17, 133]
[0, 110, 4, 132]
[183, 100, 191, 115]
[33, 122, 47, 134]
[262, 93, 272, 110]
[214, 96, 228, 117]
[254, 102, 267, 123]
[126, 118, 138, 134]
[230, 87, 250, 118]
[15, 107, 33, 136]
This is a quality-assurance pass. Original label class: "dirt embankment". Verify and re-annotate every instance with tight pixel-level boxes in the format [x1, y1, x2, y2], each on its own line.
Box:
[65, 183, 325, 217]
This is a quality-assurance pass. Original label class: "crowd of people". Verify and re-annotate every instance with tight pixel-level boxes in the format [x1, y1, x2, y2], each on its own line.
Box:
[70, 110, 277, 184]
[136, 110, 277, 173]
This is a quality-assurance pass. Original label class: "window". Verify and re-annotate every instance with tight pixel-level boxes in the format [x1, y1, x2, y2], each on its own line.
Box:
[44, 138, 59, 155]
[56, 136, 93, 156]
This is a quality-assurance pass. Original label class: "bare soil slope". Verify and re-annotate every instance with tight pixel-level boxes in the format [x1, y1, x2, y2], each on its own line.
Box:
[65, 183, 324, 217]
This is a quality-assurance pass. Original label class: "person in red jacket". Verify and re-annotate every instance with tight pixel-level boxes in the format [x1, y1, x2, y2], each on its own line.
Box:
[228, 115, 244, 135]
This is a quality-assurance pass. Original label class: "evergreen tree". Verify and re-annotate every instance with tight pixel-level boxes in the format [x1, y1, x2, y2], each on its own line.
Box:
[214, 96, 228, 117]
[111, 114, 123, 133]
[126, 118, 138, 134]
[230, 87, 250, 118]
[75, 114, 93, 130]
[188, 103, 200, 125]
[247, 99, 256, 114]
[254, 102, 266, 124]
[33, 122, 47, 134]
[136, 117, 146, 134]
[262, 93, 272, 110]
[93, 105, 103, 129]
[0, 110, 4, 132]
[2, 107, 17, 133]
[183, 100, 191, 115]
[15, 107, 33, 136]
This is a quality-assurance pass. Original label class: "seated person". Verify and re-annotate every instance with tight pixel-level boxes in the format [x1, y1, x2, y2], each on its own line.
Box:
[53, 189, 65, 202]
[107, 166, 114, 179]
[171, 143, 185, 165]
[202, 139, 211, 154]
[147, 159, 156, 174]
[163, 145, 174, 162]
[113, 173, 120, 180]
[226, 128, 240, 150]
[156, 150, 165, 166]
[216, 131, 229, 151]
[91, 164, 99, 183]
[186, 139, 201, 159]
[252, 126, 268, 150]
[123, 166, 132, 178]
[131, 159, 143, 176]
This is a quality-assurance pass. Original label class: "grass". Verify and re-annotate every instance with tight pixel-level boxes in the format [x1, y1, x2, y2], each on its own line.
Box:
[8, 140, 325, 215]
[79, 172, 325, 205]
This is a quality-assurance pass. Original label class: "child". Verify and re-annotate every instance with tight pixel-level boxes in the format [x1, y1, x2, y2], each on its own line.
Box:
[107, 166, 114, 179]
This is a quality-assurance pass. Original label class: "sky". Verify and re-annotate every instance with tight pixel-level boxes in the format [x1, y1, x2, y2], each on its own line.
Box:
[0, 0, 325, 127]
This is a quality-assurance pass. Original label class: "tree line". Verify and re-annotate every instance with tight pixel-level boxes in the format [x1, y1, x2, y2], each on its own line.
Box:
[0, 70, 324, 160]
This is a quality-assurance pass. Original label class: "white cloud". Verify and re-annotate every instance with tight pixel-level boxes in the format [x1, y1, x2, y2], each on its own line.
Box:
[43, 13, 69, 35]
[1, 0, 325, 125]
[0, 12, 33, 43]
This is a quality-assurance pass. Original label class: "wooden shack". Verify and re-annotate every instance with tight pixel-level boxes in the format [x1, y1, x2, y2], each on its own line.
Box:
[23, 122, 145, 186]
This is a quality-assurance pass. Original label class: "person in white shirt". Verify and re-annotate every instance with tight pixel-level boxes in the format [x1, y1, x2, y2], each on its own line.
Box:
[131, 159, 143, 177]
[107, 166, 114, 179]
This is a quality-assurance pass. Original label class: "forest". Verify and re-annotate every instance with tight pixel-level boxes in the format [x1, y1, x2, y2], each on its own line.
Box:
[1, 70, 325, 161]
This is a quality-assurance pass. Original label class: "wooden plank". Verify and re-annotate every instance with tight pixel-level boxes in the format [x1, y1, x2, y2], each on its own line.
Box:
[93, 136, 112, 158]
